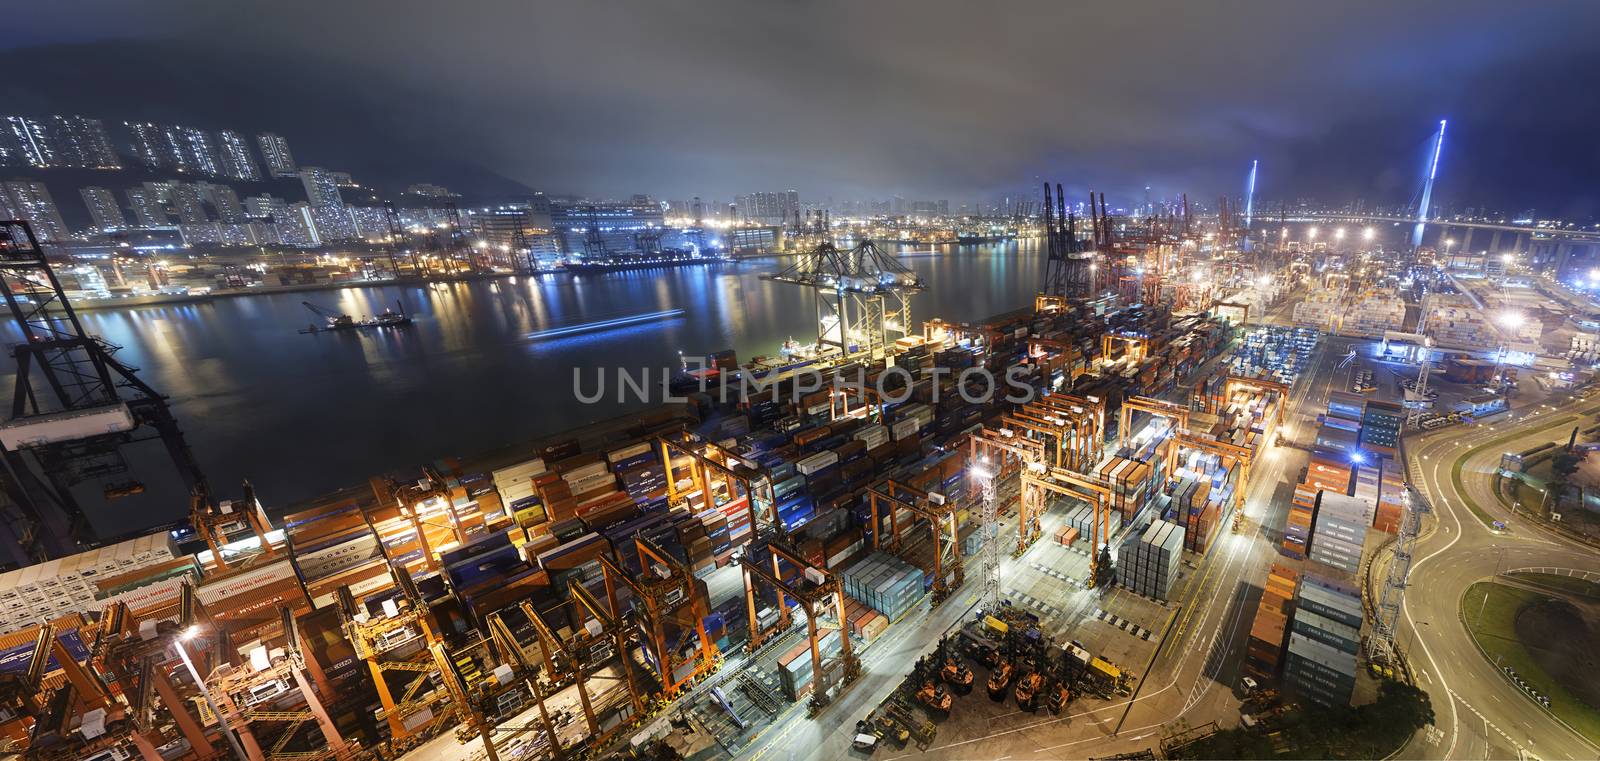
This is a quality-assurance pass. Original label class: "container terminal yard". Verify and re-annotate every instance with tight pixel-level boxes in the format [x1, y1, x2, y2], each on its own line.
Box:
[0, 173, 1592, 761]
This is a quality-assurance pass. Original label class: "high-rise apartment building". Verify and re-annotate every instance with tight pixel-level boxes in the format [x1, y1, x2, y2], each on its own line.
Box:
[171, 183, 209, 224]
[125, 122, 166, 169]
[195, 182, 244, 223]
[257, 133, 298, 178]
[2, 180, 69, 241]
[79, 186, 127, 232]
[126, 187, 169, 227]
[298, 166, 343, 207]
[242, 194, 289, 222]
[1, 117, 53, 167]
[215, 130, 261, 181]
[49, 116, 120, 169]
[161, 125, 221, 176]
[736, 190, 800, 224]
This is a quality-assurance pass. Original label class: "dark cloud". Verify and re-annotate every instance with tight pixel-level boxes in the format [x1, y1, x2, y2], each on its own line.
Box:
[7, 0, 1600, 214]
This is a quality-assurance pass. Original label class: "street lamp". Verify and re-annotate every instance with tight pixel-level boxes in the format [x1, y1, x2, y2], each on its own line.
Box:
[1363, 227, 1375, 242]
[174, 625, 251, 761]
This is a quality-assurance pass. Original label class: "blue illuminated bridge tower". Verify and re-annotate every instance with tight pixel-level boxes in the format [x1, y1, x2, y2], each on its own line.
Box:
[1411, 119, 1447, 251]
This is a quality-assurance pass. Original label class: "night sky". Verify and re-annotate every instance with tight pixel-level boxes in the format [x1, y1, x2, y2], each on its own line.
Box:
[8, 0, 1600, 217]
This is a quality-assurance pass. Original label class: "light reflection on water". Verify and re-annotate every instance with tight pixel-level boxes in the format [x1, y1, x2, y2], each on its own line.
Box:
[2, 240, 1043, 534]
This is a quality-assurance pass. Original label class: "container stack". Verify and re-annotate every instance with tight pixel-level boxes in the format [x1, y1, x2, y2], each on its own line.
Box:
[1118, 520, 1185, 601]
[1097, 456, 1153, 525]
[493, 457, 546, 523]
[839, 552, 926, 623]
[842, 597, 888, 646]
[777, 628, 844, 701]
[1374, 464, 1407, 534]
[1344, 290, 1407, 338]
[1061, 502, 1099, 547]
[1283, 574, 1363, 707]
[1307, 491, 1369, 575]
[1243, 563, 1298, 684]
[1282, 487, 1315, 560]
[0, 533, 187, 631]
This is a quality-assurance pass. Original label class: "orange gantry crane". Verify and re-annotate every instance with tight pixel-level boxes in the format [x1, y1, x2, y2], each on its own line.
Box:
[336, 572, 489, 759]
[596, 535, 720, 699]
[566, 577, 648, 720]
[1118, 395, 1192, 451]
[866, 479, 963, 603]
[660, 431, 773, 538]
[190, 481, 280, 574]
[740, 542, 859, 712]
[1101, 333, 1149, 365]
[1021, 466, 1116, 587]
[1005, 396, 1102, 472]
[1223, 375, 1289, 428]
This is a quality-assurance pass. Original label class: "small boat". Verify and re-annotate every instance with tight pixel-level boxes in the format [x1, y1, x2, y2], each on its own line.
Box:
[300, 299, 412, 334]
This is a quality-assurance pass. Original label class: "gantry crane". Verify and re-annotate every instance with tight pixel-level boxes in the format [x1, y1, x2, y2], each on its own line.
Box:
[659, 431, 772, 539]
[866, 479, 962, 603]
[190, 480, 279, 574]
[0, 220, 212, 566]
[740, 542, 858, 712]
[1117, 396, 1191, 451]
[1022, 467, 1115, 588]
[761, 239, 924, 362]
[566, 579, 647, 720]
[82, 584, 236, 761]
[1005, 396, 1103, 473]
[1101, 333, 1150, 365]
[1037, 395, 1105, 468]
[200, 608, 357, 761]
[968, 427, 1046, 561]
[1223, 375, 1289, 429]
[503, 599, 615, 757]
[597, 535, 719, 698]
[1039, 182, 1095, 301]
[336, 573, 483, 757]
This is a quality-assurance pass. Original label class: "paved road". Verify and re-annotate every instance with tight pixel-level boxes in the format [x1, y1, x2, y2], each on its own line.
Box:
[1396, 396, 1600, 761]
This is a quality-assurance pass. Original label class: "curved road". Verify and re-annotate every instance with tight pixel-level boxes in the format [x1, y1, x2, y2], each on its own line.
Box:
[1399, 397, 1600, 760]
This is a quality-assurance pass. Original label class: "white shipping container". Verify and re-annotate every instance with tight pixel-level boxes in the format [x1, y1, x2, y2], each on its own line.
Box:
[196, 559, 296, 607]
[0, 402, 135, 450]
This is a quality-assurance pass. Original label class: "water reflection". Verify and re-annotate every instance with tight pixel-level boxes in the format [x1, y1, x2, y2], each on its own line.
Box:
[0, 240, 1043, 534]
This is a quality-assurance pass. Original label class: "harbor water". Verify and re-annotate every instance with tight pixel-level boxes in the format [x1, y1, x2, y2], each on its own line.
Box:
[3, 240, 1045, 537]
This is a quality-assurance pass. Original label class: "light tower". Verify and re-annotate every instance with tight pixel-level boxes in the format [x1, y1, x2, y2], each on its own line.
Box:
[1244, 159, 1258, 229]
[1411, 119, 1447, 251]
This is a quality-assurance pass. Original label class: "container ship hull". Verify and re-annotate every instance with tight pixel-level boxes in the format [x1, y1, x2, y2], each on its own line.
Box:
[564, 253, 730, 273]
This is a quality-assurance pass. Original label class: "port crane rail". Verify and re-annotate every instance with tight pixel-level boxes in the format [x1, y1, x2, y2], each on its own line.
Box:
[866, 479, 963, 603]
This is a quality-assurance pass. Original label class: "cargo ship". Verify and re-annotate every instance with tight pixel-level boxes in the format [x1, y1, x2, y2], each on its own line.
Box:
[563, 248, 730, 273]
